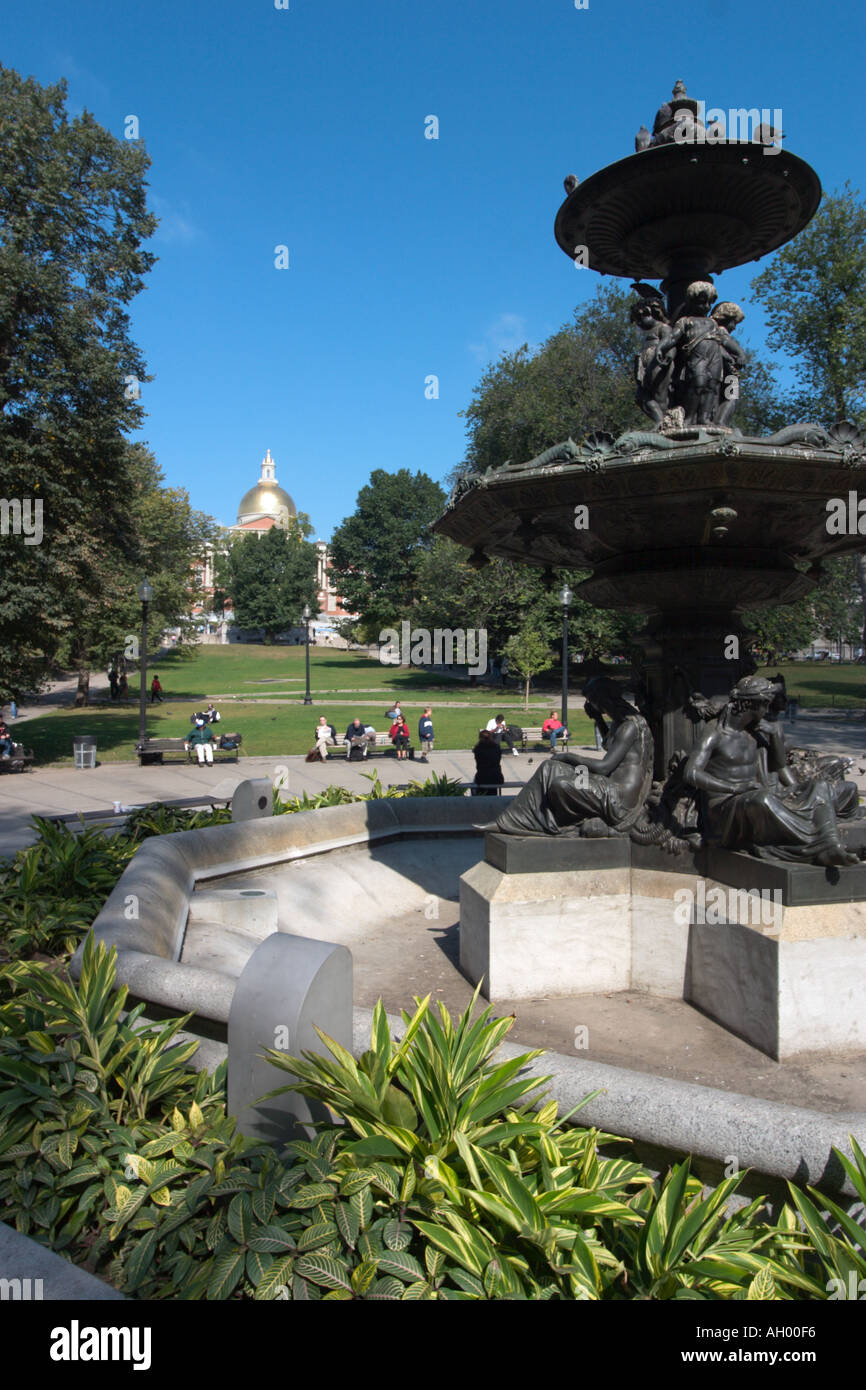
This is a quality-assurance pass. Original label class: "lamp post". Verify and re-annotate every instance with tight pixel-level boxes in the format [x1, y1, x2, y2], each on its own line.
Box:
[303, 604, 313, 705]
[559, 584, 572, 734]
[137, 578, 153, 745]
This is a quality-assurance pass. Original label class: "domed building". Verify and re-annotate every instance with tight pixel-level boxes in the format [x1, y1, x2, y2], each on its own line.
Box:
[232, 449, 296, 533]
[193, 448, 352, 641]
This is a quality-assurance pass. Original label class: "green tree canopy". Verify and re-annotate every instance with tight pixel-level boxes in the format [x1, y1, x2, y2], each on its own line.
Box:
[0, 64, 157, 701]
[328, 469, 446, 635]
[751, 184, 866, 647]
[220, 520, 318, 643]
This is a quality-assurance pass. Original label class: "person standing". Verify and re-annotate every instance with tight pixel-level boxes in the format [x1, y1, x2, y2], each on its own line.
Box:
[150, 676, 164, 704]
[108, 666, 119, 701]
[418, 707, 434, 761]
[472, 729, 503, 794]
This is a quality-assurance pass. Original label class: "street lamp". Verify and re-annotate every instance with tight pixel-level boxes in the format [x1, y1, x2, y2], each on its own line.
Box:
[302, 603, 313, 705]
[137, 578, 153, 745]
[559, 584, 572, 735]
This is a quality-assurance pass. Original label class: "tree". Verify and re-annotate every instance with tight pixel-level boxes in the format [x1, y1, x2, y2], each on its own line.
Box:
[0, 64, 156, 702]
[751, 184, 866, 424]
[751, 185, 866, 647]
[504, 625, 552, 709]
[53, 444, 219, 704]
[328, 470, 446, 633]
[220, 520, 318, 643]
[455, 285, 642, 481]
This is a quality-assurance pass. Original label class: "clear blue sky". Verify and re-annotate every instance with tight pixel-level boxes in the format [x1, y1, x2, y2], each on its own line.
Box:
[5, 0, 864, 539]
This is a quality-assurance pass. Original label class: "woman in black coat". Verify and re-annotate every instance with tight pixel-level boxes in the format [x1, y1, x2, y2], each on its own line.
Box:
[472, 729, 503, 794]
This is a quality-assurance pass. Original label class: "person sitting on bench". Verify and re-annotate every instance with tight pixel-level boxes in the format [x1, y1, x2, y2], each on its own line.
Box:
[542, 711, 568, 750]
[390, 716, 411, 760]
[486, 713, 519, 755]
[345, 717, 369, 759]
[314, 716, 335, 760]
[186, 717, 214, 765]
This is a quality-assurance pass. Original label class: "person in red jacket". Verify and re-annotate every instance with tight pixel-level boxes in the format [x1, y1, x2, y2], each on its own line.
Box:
[390, 717, 410, 760]
[542, 710, 568, 751]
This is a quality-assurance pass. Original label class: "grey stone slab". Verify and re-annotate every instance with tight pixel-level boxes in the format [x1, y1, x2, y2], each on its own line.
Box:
[0, 1223, 125, 1300]
[686, 920, 781, 1058]
[484, 832, 629, 874]
[704, 846, 866, 906]
[227, 932, 353, 1146]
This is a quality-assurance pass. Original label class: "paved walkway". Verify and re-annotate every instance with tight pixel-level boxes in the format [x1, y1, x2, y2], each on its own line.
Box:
[0, 748, 539, 859]
[2, 715, 866, 859]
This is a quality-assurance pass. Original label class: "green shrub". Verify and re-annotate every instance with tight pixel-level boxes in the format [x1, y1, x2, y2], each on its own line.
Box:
[1, 940, 864, 1300]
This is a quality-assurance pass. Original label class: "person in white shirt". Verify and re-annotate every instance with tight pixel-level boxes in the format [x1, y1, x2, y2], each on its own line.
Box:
[486, 714, 519, 755]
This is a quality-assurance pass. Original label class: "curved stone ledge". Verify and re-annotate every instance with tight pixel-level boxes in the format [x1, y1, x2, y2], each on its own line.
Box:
[71, 798, 491, 983]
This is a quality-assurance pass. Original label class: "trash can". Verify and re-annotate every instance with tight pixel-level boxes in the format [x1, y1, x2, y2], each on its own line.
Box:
[73, 735, 97, 769]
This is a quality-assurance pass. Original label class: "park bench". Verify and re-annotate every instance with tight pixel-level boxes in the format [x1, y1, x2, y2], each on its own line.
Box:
[135, 733, 243, 766]
[520, 726, 570, 752]
[322, 733, 415, 760]
[0, 741, 34, 774]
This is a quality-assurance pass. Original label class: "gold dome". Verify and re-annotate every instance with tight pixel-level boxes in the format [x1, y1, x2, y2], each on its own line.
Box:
[236, 450, 296, 527]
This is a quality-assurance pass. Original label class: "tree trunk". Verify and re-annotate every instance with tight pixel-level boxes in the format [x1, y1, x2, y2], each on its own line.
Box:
[74, 665, 90, 707]
[524, 676, 530, 710]
[855, 554, 866, 653]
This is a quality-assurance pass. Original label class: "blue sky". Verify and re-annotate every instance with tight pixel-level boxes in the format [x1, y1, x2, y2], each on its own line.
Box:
[4, 0, 864, 539]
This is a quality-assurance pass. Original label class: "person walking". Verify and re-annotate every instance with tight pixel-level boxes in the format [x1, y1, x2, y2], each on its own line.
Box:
[186, 717, 214, 766]
[119, 672, 129, 700]
[418, 707, 434, 761]
[108, 666, 119, 701]
[0, 719, 12, 759]
[390, 715, 411, 760]
[472, 728, 503, 794]
[150, 676, 164, 704]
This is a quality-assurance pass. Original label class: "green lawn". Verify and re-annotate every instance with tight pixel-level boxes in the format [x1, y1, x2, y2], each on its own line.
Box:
[17, 699, 593, 765]
[18, 646, 859, 766]
[756, 662, 866, 708]
[150, 644, 505, 702]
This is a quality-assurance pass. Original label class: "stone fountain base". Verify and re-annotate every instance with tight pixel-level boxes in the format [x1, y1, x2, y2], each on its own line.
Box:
[459, 834, 866, 1060]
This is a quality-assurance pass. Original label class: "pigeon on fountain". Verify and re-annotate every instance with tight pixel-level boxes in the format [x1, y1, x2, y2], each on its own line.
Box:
[563, 173, 580, 194]
[635, 125, 652, 151]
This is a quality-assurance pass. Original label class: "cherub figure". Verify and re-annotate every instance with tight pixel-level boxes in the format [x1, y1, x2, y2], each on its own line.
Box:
[630, 298, 675, 424]
[710, 302, 746, 426]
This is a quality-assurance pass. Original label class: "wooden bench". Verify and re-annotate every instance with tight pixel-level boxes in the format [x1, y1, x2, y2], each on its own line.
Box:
[519, 726, 570, 751]
[320, 733, 414, 760]
[0, 741, 34, 773]
[135, 734, 243, 766]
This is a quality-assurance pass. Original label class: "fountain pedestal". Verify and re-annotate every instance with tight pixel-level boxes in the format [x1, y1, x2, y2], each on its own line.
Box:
[459, 832, 866, 1060]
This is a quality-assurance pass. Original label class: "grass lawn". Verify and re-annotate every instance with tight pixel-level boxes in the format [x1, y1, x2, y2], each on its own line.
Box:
[20, 646, 859, 766]
[150, 644, 504, 702]
[756, 662, 866, 708]
[16, 699, 594, 765]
